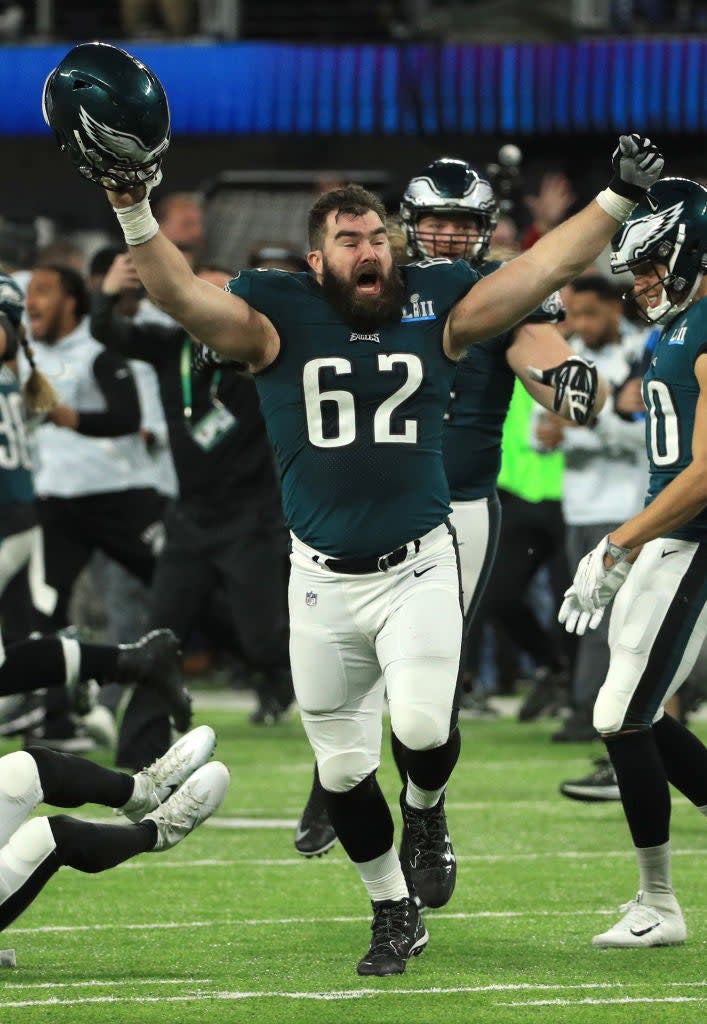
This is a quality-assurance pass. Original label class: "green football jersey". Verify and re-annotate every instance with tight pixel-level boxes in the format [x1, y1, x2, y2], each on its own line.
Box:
[643, 295, 707, 541]
[443, 260, 564, 501]
[0, 366, 34, 507]
[227, 260, 479, 557]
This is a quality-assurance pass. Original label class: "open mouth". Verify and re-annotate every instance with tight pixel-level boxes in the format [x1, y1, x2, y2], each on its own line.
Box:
[355, 268, 382, 296]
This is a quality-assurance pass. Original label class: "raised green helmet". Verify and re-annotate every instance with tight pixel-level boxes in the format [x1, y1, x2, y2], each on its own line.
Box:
[610, 177, 707, 324]
[42, 42, 170, 191]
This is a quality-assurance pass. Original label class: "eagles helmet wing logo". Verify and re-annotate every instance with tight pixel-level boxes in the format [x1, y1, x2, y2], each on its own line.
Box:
[76, 106, 168, 165]
[614, 201, 684, 265]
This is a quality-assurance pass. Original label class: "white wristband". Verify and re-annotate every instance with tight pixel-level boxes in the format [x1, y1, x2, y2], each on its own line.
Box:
[113, 197, 160, 246]
[595, 188, 637, 223]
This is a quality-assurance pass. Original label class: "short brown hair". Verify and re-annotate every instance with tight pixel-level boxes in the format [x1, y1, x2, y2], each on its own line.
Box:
[308, 184, 386, 250]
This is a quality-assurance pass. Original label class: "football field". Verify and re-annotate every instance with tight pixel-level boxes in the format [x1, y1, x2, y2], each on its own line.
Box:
[1, 697, 706, 1024]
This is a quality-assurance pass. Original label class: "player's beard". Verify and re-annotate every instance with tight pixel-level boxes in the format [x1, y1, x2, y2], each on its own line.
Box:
[320, 263, 405, 330]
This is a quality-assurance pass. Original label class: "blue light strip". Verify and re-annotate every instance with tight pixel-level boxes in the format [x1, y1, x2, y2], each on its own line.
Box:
[4, 39, 704, 136]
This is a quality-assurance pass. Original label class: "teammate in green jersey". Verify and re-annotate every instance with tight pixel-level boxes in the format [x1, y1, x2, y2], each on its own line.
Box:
[560, 177, 707, 948]
[44, 39, 666, 978]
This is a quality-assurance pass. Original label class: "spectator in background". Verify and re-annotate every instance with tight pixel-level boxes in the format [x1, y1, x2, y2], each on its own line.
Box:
[90, 251, 292, 768]
[534, 275, 648, 741]
[521, 172, 576, 251]
[22, 264, 166, 752]
[248, 245, 307, 274]
[153, 192, 204, 268]
[120, 0, 196, 36]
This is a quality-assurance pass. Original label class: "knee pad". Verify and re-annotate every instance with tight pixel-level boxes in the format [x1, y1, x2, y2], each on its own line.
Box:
[390, 704, 449, 752]
[318, 749, 377, 794]
[0, 751, 43, 849]
[593, 688, 654, 735]
[0, 816, 56, 903]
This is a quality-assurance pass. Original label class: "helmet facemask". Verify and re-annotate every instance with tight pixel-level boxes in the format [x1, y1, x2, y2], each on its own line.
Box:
[408, 210, 494, 264]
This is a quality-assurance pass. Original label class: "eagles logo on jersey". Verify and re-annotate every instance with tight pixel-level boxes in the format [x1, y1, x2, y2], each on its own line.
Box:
[42, 42, 170, 191]
[611, 177, 707, 325]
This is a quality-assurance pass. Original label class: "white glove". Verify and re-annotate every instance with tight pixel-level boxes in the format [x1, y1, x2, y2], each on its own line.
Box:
[573, 536, 633, 612]
[558, 588, 606, 635]
[527, 355, 598, 425]
[609, 134, 664, 212]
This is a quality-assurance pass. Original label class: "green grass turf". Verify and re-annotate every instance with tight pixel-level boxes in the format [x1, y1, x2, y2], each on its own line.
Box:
[0, 704, 705, 1024]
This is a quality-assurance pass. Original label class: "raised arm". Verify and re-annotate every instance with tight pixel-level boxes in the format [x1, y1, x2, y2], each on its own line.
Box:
[445, 136, 664, 357]
[105, 188, 279, 373]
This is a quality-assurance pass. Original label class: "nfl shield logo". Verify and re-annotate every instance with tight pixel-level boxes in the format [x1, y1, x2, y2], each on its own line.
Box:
[305, 591, 317, 607]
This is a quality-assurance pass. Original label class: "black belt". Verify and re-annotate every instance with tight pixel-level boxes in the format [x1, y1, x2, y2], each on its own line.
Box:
[315, 539, 420, 575]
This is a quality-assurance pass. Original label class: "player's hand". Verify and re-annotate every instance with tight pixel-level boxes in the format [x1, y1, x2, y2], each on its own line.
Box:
[558, 587, 605, 635]
[573, 537, 633, 612]
[103, 169, 161, 208]
[527, 355, 598, 425]
[610, 134, 663, 211]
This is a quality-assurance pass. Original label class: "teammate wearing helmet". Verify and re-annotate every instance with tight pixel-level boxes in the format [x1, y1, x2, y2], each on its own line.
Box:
[560, 177, 707, 948]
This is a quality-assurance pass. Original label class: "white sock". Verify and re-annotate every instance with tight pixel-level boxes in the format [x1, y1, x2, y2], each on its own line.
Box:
[405, 778, 444, 810]
[120, 772, 155, 817]
[637, 841, 673, 896]
[354, 846, 409, 903]
[59, 636, 81, 688]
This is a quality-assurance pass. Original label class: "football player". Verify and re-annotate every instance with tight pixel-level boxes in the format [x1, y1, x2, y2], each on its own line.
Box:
[296, 157, 610, 874]
[0, 725, 229, 935]
[560, 177, 707, 947]
[43, 41, 664, 976]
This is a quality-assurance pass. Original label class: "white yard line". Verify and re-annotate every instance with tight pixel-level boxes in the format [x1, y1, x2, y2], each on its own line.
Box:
[9, 905, 707, 936]
[501, 997, 707, 1007]
[2, 982, 707, 1009]
[113, 847, 707, 867]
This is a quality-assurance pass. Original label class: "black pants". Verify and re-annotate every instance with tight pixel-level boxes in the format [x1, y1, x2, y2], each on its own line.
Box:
[467, 489, 571, 682]
[118, 498, 290, 768]
[37, 489, 165, 731]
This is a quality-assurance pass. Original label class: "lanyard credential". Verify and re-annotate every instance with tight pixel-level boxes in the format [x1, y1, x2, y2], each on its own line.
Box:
[180, 337, 222, 426]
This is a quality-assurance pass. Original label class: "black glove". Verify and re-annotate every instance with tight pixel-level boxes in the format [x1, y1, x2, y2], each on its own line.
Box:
[527, 355, 598, 426]
[191, 343, 227, 374]
[609, 134, 664, 212]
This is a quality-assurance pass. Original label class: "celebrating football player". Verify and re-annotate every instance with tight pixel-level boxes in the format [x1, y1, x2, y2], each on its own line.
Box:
[295, 157, 609, 884]
[560, 177, 707, 948]
[43, 41, 664, 976]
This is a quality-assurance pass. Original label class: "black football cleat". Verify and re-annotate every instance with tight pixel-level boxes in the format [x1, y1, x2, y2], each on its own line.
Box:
[399, 790, 456, 909]
[356, 897, 428, 976]
[559, 756, 620, 802]
[399, 830, 425, 911]
[294, 768, 337, 857]
[114, 629, 192, 733]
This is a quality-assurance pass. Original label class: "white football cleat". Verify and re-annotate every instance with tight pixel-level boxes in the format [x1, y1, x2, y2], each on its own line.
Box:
[119, 725, 217, 823]
[144, 760, 230, 851]
[592, 890, 687, 948]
